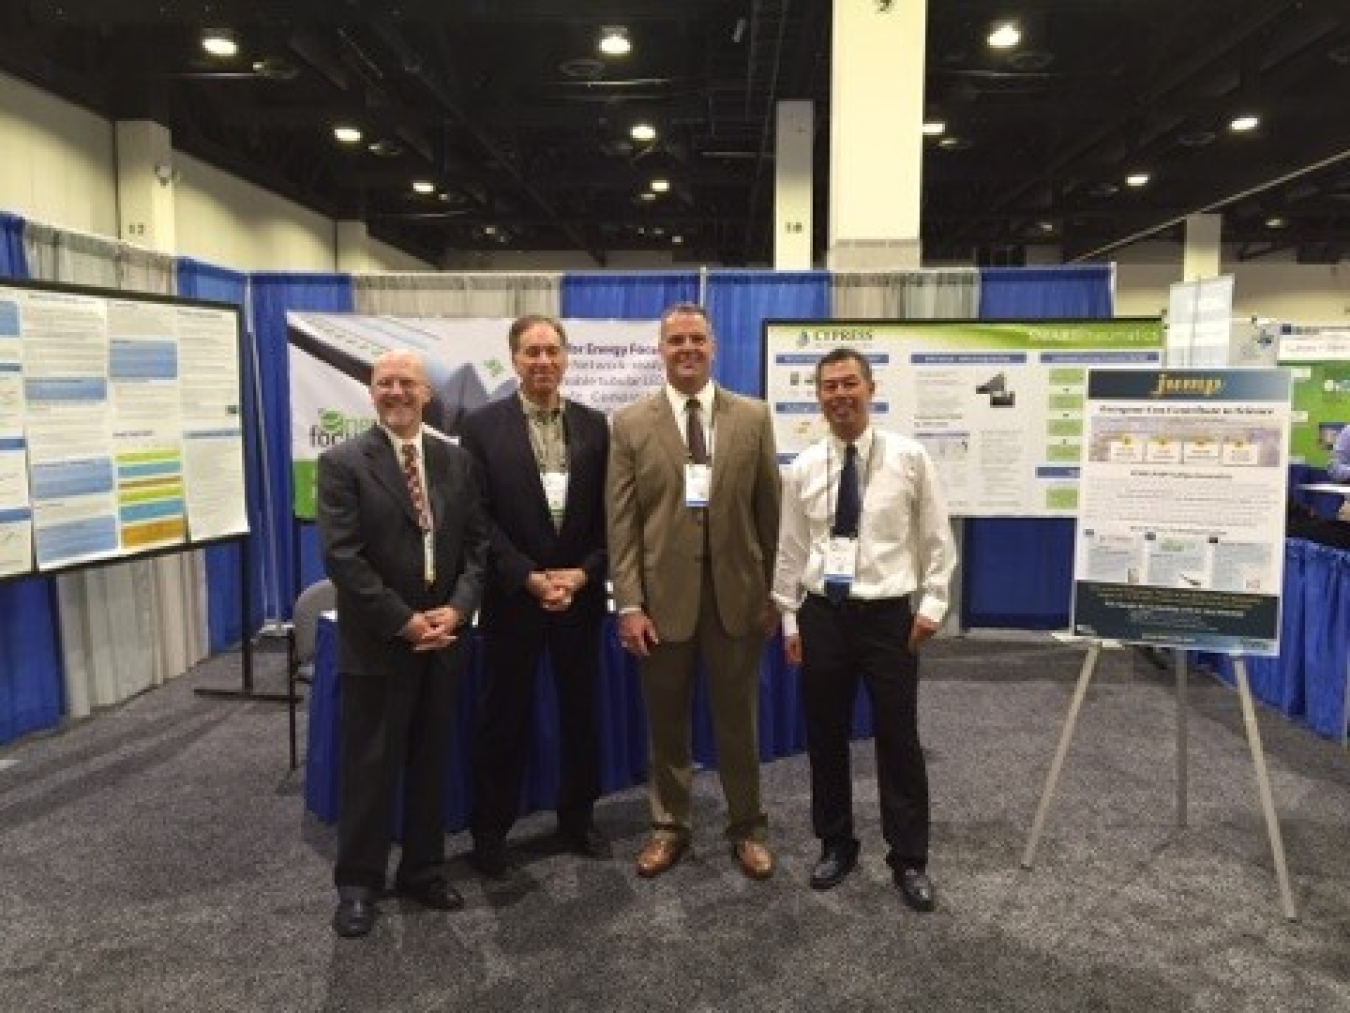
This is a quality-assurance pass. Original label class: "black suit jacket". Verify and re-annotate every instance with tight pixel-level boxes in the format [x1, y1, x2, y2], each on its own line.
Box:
[317, 425, 488, 676]
[460, 396, 609, 629]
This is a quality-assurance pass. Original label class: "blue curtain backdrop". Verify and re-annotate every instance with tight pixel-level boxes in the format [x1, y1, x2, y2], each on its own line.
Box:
[706, 270, 830, 394]
[177, 259, 253, 652]
[963, 263, 1114, 628]
[249, 273, 354, 623]
[0, 213, 64, 745]
[560, 271, 699, 319]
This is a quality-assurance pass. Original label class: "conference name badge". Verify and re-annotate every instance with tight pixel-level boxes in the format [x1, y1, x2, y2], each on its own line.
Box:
[685, 462, 711, 507]
[824, 536, 859, 584]
[541, 470, 568, 519]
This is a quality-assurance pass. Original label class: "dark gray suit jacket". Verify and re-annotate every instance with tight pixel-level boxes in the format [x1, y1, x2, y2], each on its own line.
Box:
[317, 425, 487, 677]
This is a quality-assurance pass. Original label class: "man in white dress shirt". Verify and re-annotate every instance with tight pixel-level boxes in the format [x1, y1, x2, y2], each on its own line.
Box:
[772, 347, 956, 910]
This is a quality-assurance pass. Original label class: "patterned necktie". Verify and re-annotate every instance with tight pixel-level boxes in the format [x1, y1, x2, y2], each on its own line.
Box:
[685, 398, 709, 464]
[826, 443, 860, 603]
[400, 441, 431, 531]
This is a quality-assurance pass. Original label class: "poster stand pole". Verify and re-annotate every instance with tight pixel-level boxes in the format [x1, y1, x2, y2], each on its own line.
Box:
[1020, 642, 1297, 921]
[194, 532, 296, 705]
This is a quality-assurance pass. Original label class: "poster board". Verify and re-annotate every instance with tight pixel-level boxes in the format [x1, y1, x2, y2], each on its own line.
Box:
[1070, 368, 1291, 655]
[0, 278, 248, 581]
[287, 313, 662, 519]
[1276, 325, 1350, 466]
[763, 317, 1164, 517]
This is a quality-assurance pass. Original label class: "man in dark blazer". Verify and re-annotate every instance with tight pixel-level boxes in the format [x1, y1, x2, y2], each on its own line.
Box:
[317, 348, 488, 938]
[607, 303, 782, 880]
[461, 315, 611, 876]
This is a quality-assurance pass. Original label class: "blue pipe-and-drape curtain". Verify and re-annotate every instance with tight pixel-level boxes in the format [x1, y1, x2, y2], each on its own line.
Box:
[177, 259, 252, 652]
[963, 263, 1115, 629]
[249, 273, 355, 625]
[0, 213, 64, 745]
[560, 271, 700, 320]
[706, 270, 830, 394]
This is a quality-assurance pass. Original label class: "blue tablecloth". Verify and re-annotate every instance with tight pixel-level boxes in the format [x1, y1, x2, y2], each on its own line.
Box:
[304, 615, 874, 829]
[1197, 538, 1350, 742]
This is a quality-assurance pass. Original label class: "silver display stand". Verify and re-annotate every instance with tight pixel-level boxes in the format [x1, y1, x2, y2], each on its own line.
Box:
[1020, 643, 1297, 921]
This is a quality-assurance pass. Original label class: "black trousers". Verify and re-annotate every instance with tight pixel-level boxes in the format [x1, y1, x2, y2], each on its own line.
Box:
[798, 593, 929, 868]
[470, 613, 604, 846]
[334, 649, 461, 893]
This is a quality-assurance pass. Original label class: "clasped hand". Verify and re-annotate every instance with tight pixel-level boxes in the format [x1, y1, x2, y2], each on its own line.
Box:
[402, 607, 461, 652]
[530, 568, 586, 612]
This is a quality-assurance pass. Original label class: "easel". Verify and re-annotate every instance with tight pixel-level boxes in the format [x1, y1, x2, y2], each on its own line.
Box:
[1020, 642, 1298, 921]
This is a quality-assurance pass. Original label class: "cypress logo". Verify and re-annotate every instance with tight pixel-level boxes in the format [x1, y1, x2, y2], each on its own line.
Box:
[309, 408, 373, 448]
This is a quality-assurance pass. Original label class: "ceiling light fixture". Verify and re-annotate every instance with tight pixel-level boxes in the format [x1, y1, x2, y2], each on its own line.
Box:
[672, 235, 684, 245]
[988, 23, 1021, 49]
[1229, 114, 1260, 133]
[922, 121, 946, 136]
[638, 192, 657, 203]
[202, 29, 239, 58]
[650, 178, 670, 193]
[1265, 216, 1288, 229]
[1125, 172, 1151, 188]
[412, 180, 435, 194]
[630, 122, 657, 143]
[333, 125, 362, 144]
[599, 26, 631, 56]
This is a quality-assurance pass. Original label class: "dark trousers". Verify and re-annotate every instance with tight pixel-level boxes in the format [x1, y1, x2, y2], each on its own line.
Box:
[334, 650, 461, 892]
[471, 614, 604, 846]
[798, 594, 929, 868]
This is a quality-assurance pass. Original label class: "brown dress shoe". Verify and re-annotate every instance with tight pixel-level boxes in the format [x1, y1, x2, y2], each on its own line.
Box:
[635, 836, 687, 878]
[734, 839, 775, 880]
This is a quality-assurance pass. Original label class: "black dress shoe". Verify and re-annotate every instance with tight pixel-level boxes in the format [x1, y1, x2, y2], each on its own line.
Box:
[558, 825, 612, 859]
[809, 840, 860, 891]
[395, 877, 464, 911]
[469, 843, 514, 880]
[332, 891, 377, 938]
[896, 867, 936, 912]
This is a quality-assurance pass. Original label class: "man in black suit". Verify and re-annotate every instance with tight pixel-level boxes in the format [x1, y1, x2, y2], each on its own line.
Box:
[461, 315, 611, 876]
[317, 349, 488, 938]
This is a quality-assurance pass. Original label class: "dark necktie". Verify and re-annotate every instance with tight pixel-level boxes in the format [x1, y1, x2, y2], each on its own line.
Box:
[685, 398, 709, 464]
[826, 443, 860, 603]
[400, 442, 431, 531]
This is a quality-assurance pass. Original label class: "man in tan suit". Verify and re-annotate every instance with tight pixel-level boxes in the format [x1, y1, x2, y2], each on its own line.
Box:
[607, 302, 781, 880]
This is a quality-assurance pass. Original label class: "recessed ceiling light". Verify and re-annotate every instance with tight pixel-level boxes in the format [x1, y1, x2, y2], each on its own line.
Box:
[333, 125, 362, 144]
[483, 225, 498, 236]
[1126, 172, 1151, 188]
[202, 29, 239, 58]
[367, 138, 403, 158]
[630, 122, 657, 143]
[1229, 114, 1260, 133]
[922, 120, 946, 136]
[672, 235, 684, 245]
[988, 23, 1021, 49]
[1265, 216, 1288, 229]
[599, 26, 630, 56]
[1037, 221, 1056, 233]
[650, 178, 670, 193]
[412, 180, 435, 194]
[638, 191, 657, 203]
[937, 136, 970, 150]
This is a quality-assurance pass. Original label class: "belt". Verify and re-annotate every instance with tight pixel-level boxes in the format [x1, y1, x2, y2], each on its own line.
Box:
[806, 592, 909, 614]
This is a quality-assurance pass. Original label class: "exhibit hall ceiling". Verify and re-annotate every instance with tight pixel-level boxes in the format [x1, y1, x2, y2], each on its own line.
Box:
[3, 1, 1349, 267]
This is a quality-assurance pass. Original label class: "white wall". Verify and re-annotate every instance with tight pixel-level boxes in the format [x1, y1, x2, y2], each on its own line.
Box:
[0, 72, 117, 237]
[1113, 243, 1350, 323]
[0, 70, 431, 273]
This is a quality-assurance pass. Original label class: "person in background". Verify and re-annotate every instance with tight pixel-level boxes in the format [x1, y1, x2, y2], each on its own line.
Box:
[317, 349, 488, 938]
[772, 347, 956, 911]
[606, 303, 782, 880]
[461, 315, 611, 877]
[1328, 425, 1350, 520]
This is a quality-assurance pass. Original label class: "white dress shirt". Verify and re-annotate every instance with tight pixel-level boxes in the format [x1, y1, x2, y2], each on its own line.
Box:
[772, 426, 957, 636]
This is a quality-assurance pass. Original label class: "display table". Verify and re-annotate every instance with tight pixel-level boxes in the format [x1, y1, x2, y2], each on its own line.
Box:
[1198, 538, 1350, 742]
[304, 615, 874, 829]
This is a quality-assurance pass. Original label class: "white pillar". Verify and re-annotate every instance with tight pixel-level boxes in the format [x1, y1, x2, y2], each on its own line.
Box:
[1182, 213, 1222, 280]
[335, 220, 370, 272]
[827, 0, 927, 270]
[114, 120, 176, 253]
[774, 100, 814, 270]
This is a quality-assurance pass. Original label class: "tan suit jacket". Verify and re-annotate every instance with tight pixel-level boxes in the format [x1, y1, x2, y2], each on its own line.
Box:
[607, 385, 781, 641]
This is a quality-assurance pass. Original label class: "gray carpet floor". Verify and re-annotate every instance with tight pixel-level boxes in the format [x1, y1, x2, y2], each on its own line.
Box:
[1, 637, 1348, 1013]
